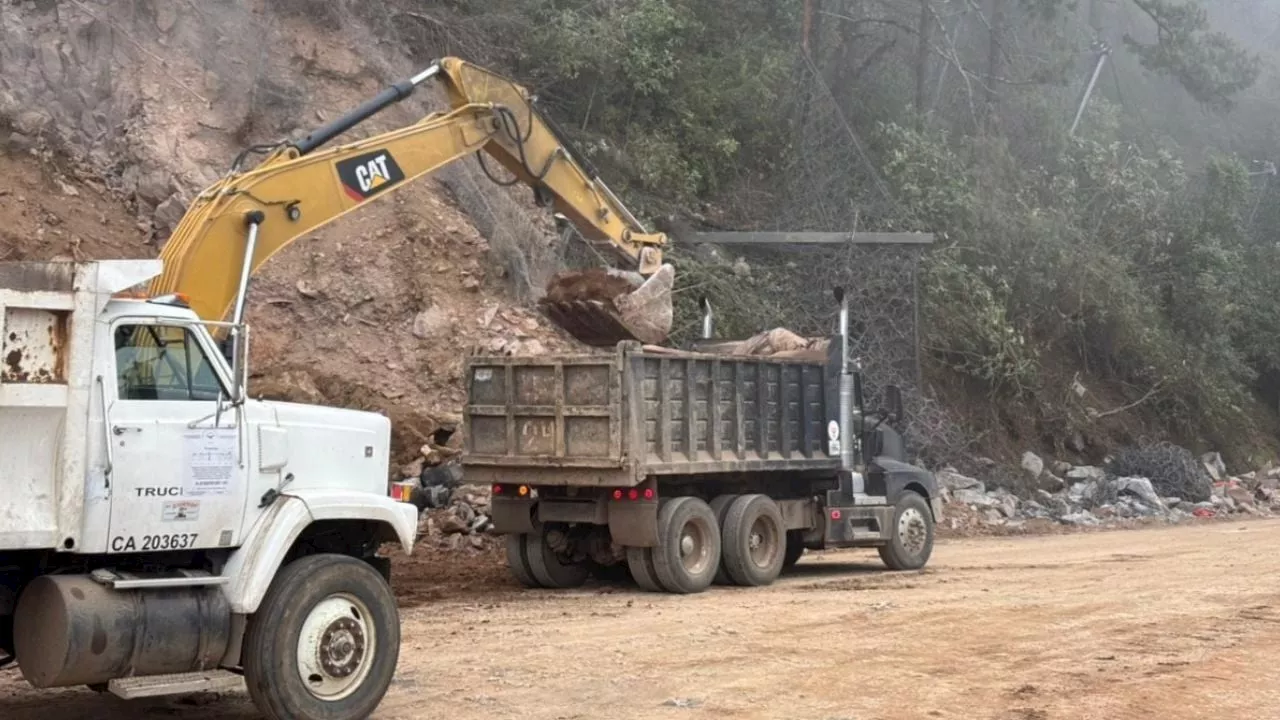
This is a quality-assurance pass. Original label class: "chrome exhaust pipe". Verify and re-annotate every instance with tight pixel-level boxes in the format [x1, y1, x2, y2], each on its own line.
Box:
[700, 297, 714, 340]
[833, 288, 860, 488]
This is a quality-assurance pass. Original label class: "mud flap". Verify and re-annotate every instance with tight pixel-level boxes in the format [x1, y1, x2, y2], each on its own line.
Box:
[491, 496, 537, 535]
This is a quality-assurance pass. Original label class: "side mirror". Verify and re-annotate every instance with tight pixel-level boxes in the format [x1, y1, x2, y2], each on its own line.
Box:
[883, 385, 904, 424]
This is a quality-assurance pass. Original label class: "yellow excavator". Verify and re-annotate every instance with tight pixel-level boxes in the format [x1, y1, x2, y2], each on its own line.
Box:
[146, 57, 675, 348]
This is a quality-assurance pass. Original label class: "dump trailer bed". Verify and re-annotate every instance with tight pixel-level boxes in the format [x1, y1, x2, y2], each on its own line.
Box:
[461, 328, 942, 595]
[463, 343, 845, 485]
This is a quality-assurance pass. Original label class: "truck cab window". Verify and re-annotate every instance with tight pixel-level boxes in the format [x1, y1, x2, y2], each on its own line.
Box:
[114, 324, 223, 401]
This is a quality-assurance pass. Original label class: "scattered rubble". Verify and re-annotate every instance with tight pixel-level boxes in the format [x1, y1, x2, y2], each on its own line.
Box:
[940, 448, 1280, 533]
[400, 434, 498, 551]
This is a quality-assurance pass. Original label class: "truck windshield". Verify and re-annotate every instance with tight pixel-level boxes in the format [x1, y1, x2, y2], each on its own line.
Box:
[114, 324, 224, 402]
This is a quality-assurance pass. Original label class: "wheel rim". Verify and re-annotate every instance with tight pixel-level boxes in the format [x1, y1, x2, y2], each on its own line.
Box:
[296, 593, 376, 701]
[747, 515, 780, 568]
[678, 517, 714, 575]
[897, 507, 928, 557]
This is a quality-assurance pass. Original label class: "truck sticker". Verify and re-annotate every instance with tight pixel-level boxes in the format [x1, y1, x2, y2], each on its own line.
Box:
[827, 421, 840, 441]
[162, 500, 200, 522]
[183, 429, 236, 497]
[474, 368, 493, 382]
[828, 439, 841, 456]
[110, 533, 199, 552]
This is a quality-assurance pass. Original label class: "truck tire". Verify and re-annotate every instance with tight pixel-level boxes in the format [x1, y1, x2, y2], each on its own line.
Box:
[782, 530, 805, 571]
[721, 494, 786, 587]
[626, 546, 664, 592]
[505, 534, 541, 588]
[709, 494, 740, 586]
[878, 492, 935, 571]
[526, 526, 590, 589]
[243, 553, 399, 720]
[651, 497, 721, 594]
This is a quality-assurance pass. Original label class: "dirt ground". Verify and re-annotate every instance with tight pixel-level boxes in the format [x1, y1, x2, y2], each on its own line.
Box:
[5, 520, 1280, 720]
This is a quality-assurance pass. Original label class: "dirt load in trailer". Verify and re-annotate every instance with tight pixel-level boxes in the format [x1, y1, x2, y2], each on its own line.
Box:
[460, 289, 942, 594]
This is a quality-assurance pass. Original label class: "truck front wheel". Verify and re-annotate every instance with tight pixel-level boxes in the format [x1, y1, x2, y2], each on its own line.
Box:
[243, 553, 400, 720]
[878, 492, 935, 571]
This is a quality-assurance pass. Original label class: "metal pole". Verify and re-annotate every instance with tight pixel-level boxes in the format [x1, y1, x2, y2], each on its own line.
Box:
[229, 211, 264, 400]
[1070, 41, 1110, 137]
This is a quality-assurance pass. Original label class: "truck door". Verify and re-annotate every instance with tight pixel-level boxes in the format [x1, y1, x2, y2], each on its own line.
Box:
[104, 321, 250, 554]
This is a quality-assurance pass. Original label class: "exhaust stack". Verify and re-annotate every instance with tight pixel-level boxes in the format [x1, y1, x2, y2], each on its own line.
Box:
[700, 297, 714, 340]
[833, 288, 862, 489]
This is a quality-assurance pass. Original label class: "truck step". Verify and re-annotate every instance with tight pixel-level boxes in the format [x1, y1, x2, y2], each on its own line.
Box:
[108, 669, 243, 699]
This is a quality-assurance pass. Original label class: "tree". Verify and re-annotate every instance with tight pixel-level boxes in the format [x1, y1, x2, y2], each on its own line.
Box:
[1123, 0, 1261, 110]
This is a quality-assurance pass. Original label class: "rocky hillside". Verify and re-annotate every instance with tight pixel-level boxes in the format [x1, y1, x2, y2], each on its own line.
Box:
[0, 0, 585, 464]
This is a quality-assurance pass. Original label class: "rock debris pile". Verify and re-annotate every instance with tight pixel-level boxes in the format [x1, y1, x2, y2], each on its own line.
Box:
[399, 436, 497, 551]
[942, 446, 1280, 531]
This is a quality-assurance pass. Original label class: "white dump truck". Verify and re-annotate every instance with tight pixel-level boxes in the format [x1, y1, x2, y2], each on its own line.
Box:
[0, 260, 417, 720]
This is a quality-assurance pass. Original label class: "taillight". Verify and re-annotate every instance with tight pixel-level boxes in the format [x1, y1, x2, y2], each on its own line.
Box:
[610, 487, 657, 501]
[493, 484, 504, 495]
[518, 485, 530, 497]
[389, 481, 415, 503]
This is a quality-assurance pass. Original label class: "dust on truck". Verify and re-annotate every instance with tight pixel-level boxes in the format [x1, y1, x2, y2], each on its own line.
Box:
[0, 260, 418, 720]
[461, 289, 942, 593]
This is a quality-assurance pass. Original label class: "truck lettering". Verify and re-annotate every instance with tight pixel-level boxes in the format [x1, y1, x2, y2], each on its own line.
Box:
[110, 534, 198, 552]
[521, 420, 553, 438]
[135, 486, 182, 497]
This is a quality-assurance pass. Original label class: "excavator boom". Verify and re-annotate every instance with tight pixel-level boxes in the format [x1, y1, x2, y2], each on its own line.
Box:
[148, 58, 673, 347]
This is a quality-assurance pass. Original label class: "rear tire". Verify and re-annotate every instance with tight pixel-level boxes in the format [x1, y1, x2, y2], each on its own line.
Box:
[708, 494, 740, 586]
[526, 526, 589, 589]
[504, 534, 540, 588]
[878, 492, 935, 571]
[626, 546, 664, 592]
[651, 497, 721, 594]
[721, 494, 786, 587]
[243, 553, 399, 720]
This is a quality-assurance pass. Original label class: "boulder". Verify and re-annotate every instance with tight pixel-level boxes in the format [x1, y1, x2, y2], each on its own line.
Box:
[1202, 452, 1226, 482]
[1066, 466, 1107, 482]
[938, 469, 984, 493]
[1021, 451, 1045, 479]
[1113, 476, 1164, 511]
[412, 305, 454, 339]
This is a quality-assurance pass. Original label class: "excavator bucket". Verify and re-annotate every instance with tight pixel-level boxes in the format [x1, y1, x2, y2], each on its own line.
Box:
[539, 264, 675, 347]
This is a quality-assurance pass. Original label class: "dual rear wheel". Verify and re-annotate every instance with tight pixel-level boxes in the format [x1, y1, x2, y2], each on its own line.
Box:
[628, 494, 788, 594]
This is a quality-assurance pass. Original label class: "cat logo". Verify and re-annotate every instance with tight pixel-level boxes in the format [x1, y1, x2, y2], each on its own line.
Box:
[335, 149, 406, 202]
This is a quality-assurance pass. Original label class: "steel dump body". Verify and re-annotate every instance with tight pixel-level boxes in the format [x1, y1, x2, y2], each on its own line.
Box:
[0, 260, 162, 550]
[463, 342, 844, 486]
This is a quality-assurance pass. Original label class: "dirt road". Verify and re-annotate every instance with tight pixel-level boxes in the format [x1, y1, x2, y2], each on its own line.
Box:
[5, 519, 1280, 720]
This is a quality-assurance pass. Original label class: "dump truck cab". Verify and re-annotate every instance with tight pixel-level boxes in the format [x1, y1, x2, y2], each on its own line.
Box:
[1, 260, 416, 720]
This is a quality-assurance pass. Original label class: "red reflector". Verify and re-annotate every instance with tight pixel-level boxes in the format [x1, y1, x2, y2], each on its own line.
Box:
[613, 489, 623, 500]
[628, 488, 639, 501]
[830, 509, 842, 520]
[643, 488, 655, 500]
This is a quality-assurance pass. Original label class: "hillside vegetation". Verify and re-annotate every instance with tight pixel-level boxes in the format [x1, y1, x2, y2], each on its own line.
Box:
[417, 0, 1280, 469]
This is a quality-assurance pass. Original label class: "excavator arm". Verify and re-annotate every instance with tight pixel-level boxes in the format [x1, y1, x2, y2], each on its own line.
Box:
[147, 58, 673, 347]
